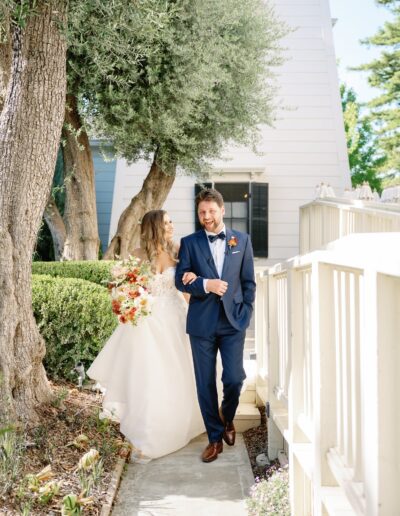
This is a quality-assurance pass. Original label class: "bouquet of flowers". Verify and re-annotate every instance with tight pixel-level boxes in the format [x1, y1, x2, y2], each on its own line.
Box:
[107, 256, 154, 325]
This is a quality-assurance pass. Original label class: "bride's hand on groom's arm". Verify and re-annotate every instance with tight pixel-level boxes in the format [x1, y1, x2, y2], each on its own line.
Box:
[182, 272, 197, 285]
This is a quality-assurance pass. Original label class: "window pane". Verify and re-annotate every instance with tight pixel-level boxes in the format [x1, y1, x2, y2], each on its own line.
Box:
[224, 203, 232, 218]
[232, 219, 247, 233]
[215, 183, 249, 202]
[250, 183, 268, 257]
[232, 202, 247, 218]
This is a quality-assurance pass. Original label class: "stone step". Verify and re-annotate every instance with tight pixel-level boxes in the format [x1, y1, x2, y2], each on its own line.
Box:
[234, 402, 261, 433]
[239, 381, 256, 404]
[239, 388, 256, 404]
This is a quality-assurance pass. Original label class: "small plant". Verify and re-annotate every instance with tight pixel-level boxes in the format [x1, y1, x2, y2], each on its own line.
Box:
[77, 448, 103, 495]
[70, 433, 90, 450]
[38, 479, 62, 504]
[20, 502, 32, 516]
[246, 467, 290, 516]
[61, 492, 93, 515]
[51, 386, 69, 408]
[0, 425, 24, 496]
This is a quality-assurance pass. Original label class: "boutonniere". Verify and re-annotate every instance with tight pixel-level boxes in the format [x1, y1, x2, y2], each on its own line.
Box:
[228, 235, 238, 249]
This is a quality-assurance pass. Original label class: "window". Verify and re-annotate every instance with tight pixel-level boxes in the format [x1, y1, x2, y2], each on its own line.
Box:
[194, 182, 268, 257]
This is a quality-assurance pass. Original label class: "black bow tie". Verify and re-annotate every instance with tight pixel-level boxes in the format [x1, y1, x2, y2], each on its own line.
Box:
[208, 232, 226, 243]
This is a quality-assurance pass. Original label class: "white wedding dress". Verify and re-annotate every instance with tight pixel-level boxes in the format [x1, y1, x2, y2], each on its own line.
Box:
[87, 266, 205, 461]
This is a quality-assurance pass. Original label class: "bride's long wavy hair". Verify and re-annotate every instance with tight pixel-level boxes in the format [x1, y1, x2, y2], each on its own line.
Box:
[140, 210, 177, 269]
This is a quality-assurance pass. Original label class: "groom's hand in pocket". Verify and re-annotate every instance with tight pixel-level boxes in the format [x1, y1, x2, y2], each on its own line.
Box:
[206, 279, 228, 296]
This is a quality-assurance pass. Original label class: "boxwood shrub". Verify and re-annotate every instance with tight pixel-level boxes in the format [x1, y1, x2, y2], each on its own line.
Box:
[32, 260, 115, 286]
[32, 274, 117, 380]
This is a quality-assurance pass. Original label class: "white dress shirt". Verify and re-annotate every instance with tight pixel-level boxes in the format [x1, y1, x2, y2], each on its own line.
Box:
[203, 225, 226, 293]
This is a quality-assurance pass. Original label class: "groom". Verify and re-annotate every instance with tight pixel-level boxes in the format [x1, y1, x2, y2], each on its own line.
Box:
[175, 188, 256, 463]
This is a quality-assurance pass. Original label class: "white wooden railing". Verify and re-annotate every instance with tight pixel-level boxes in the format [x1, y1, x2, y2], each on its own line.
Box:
[300, 198, 400, 254]
[255, 233, 400, 515]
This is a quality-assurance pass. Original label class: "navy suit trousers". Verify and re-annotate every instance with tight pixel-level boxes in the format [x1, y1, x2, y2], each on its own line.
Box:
[189, 302, 246, 443]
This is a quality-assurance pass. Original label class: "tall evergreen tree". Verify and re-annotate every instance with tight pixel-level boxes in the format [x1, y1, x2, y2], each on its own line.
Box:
[341, 84, 386, 192]
[356, 0, 400, 174]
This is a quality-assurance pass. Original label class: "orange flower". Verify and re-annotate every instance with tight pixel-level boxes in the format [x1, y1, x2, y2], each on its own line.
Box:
[119, 315, 127, 324]
[228, 235, 238, 248]
[112, 300, 121, 314]
[128, 290, 140, 299]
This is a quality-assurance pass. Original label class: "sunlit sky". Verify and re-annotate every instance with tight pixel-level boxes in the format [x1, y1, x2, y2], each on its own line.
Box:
[329, 0, 392, 102]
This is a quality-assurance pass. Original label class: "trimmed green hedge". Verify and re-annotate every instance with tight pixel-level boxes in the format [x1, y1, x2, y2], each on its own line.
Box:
[32, 260, 115, 286]
[32, 274, 117, 380]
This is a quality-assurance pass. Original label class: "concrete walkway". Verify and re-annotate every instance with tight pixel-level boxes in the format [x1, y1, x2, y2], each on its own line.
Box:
[112, 433, 254, 515]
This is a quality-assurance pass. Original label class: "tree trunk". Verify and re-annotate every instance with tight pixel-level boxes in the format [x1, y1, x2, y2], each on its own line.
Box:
[44, 195, 67, 261]
[0, 12, 11, 113]
[61, 93, 100, 260]
[0, 1, 67, 423]
[103, 155, 176, 259]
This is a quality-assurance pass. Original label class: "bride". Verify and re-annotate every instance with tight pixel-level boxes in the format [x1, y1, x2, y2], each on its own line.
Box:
[87, 210, 205, 461]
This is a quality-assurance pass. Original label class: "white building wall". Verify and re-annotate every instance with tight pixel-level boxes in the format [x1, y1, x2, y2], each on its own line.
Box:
[109, 0, 351, 266]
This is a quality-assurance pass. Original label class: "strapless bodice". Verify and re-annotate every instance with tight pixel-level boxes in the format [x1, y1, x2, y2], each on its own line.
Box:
[149, 266, 181, 300]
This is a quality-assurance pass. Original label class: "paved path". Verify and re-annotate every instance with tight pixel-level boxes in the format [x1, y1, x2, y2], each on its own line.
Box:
[112, 433, 254, 515]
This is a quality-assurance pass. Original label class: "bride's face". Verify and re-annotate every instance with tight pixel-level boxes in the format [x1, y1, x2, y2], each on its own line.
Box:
[163, 213, 174, 241]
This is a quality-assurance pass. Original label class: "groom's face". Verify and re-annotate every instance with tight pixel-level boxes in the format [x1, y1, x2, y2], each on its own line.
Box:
[197, 200, 225, 234]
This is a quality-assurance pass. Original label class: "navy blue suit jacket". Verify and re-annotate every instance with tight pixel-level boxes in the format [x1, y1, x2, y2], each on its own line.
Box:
[175, 228, 256, 337]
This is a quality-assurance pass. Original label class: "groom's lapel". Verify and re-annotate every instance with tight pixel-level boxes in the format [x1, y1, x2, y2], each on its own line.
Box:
[196, 230, 219, 278]
[221, 227, 233, 279]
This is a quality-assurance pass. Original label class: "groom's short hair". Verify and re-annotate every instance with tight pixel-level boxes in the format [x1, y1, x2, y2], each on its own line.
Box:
[195, 188, 224, 209]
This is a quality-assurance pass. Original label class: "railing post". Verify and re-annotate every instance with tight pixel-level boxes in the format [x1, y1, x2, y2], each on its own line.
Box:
[311, 262, 338, 515]
[371, 272, 400, 514]
[267, 272, 285, 460]
[255, 270, 268, 404]
[288, 266, 312, 514]
[360, 268, 379, 515]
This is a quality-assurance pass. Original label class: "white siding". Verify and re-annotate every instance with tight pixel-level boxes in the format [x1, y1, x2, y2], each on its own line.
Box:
[109, 0, 351, 266]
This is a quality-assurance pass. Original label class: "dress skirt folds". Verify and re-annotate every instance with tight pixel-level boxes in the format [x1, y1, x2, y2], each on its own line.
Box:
[87, 267, 205, 461]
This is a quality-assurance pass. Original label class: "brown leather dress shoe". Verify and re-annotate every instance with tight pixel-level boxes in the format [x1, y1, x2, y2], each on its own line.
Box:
[219, 407, 236, 446]
[223, 421, 236, 446]
[201, 441, 223, 463]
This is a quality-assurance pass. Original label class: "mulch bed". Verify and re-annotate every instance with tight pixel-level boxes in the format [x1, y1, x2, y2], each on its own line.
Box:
[0, 382, 128, 515]
[2, 385, 279, 514]
[242, 407, 281, 480]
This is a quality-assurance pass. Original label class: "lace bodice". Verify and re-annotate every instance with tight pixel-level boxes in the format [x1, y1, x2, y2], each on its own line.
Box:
[149, 266, 180, 299]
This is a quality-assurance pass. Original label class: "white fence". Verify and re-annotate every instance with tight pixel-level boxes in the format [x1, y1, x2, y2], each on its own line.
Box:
[300, 199, 400, 254]
[255, 233, 400, 515]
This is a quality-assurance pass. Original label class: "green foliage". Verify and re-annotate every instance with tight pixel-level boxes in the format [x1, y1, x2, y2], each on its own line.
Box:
[68, 0, 287, 176]
[246, 467, 290, 516]
[0, 1, 38, 37]
[355, 0, 400, 173]
[32, 274, 117, 379]
[32, 260, 114, 285]
[340, 84, 386, 192]
[0, 426, 23, 497]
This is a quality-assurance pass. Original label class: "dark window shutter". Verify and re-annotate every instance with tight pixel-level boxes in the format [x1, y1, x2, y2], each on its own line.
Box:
[250, 183, 268, 257]
[194, 183, 212, 231]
